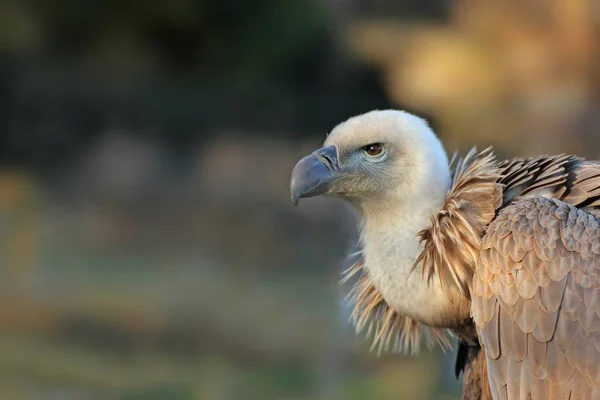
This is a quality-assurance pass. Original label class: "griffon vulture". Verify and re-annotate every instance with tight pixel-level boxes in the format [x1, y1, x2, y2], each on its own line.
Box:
[289, 110, 600, 399]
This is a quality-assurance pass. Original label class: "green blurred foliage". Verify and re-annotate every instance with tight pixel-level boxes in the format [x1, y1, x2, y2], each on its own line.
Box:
[19, 0, 326, 81]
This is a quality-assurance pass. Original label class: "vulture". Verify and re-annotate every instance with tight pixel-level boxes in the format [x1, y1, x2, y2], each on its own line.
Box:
[289, 110, 600, 399]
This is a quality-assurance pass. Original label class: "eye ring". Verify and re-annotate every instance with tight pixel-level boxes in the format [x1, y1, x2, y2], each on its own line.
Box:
[363, 143, 384, 157]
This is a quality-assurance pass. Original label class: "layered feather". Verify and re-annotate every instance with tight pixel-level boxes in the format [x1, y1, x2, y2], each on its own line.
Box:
[341, 148, 503, 355]
[474, 197, 600, 399]
[341, 258, 452, 355]
[340, 146, 600, 396]
[414, 148, 503, 296]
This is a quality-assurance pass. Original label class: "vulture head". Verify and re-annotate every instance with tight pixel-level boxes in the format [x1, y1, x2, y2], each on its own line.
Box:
[290, 110, 451, 213]
[290, 110, 474, 351]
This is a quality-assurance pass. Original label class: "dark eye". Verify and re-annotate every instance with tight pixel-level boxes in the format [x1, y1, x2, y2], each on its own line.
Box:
[364, 143, 384, 157]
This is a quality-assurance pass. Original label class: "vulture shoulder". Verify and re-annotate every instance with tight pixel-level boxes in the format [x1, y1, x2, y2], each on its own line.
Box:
[342, 149, 600, 398]
[471, 155, 600, 399]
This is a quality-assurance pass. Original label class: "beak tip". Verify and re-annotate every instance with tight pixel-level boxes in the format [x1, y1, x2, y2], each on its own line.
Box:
[290, 178, 300, 205]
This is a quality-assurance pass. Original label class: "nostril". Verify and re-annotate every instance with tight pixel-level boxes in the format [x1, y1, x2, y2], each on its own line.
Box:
[313, 145, 339, 172]
[320, 154, 335, 171]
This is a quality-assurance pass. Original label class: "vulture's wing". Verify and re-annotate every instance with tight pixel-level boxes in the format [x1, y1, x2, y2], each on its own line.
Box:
[472, 196, 600, 399]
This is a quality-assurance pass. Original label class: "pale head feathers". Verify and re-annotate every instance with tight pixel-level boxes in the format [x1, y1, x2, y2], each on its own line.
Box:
[324, 110, 451, 209]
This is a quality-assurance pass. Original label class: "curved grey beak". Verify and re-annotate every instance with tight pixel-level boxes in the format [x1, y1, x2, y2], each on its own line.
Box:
[290, 145, 339, 205]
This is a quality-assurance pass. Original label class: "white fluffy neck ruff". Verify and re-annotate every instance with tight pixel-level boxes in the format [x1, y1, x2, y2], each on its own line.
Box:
[356, 124, 460, 328]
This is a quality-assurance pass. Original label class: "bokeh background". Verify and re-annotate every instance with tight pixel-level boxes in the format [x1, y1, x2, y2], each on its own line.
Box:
[2, 1, 600, 399]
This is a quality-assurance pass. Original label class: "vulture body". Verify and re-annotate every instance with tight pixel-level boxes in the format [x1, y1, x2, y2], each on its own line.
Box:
[289, 110, 600, 400]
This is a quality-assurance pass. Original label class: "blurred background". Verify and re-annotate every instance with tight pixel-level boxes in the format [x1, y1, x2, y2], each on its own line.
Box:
[1, 0, 600, 399]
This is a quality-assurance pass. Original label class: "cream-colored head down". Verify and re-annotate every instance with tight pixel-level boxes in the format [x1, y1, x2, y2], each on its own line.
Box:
[324, 110, 451, 212]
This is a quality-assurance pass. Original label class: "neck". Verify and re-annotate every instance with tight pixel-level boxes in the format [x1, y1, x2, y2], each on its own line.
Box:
[355, 176, 470, 329]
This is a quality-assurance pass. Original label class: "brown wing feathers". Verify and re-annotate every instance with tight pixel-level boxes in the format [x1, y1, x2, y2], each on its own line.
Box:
[439, 153, 600, 398]
[415, 148, 503, 297]
[564, 161, 600, 213]
[499, 155, 600, 216]
[474, 197, 600, 399]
